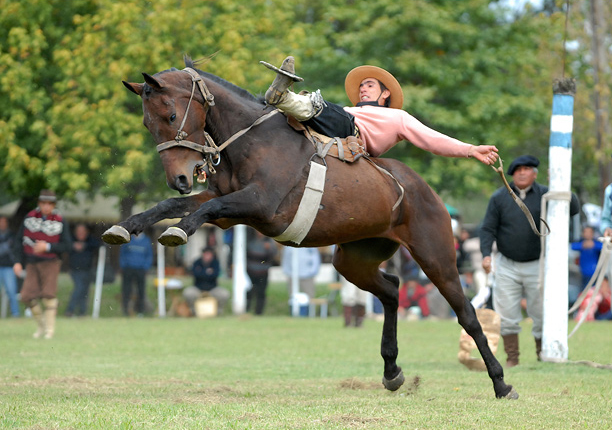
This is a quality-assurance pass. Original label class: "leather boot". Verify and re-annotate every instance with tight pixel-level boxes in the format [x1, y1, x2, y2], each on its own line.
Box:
[502, 334, 520, 367]
[343, 306, 353, 327]
[353, 304, 366, 328]
[535, 337, 542, 361]
[30, 301, 45, 339]
[42, 298, 58, 339]
[264, 56, 300, 105]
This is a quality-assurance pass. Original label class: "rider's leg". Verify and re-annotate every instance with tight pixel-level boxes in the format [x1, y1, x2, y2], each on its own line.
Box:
[264, 56, 355, 136]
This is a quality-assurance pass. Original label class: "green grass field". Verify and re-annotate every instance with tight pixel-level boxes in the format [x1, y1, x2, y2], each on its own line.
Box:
[1, 274, 611, 429]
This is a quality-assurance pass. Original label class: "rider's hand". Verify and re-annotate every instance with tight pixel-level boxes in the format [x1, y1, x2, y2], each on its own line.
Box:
[469, 145, 499, 166]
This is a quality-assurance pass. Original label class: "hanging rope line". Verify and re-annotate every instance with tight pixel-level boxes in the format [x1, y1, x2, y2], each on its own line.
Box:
[561, 0, 571, 78]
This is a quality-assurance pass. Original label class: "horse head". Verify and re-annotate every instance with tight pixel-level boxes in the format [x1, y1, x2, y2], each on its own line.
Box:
[123, 69, 212, 194]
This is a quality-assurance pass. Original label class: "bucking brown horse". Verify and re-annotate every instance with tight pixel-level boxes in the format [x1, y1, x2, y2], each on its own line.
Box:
[102, 57, 517, 399]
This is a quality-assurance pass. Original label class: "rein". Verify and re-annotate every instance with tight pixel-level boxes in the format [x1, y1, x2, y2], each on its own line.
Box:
[490, 158, 550, 237]
[156, 67, 280, 176]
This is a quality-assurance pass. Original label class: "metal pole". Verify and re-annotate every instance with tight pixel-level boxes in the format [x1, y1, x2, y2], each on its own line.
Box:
[541, 78, 576, 362]
[291, 247, 300, 317]
[92, 246, 106, 319]
[232, 225, 248, 314]
[157, 242, 166, 318]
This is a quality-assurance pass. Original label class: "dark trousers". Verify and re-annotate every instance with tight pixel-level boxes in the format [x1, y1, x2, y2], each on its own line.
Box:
[121, 268, 146, 315]
[66, 270, 92, 316]
[303, 101, 356, 138]
[246, 273, 269, 315]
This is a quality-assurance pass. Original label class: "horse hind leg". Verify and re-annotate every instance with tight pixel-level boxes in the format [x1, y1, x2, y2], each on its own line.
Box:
[333, 239, 405, 391]
[413, 257, 517, 399]
[404, 214, 517, 399]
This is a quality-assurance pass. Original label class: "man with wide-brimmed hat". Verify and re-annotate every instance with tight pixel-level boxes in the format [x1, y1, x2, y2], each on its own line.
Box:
[13, 189, 72, 339]
[261, 56, 499, 166]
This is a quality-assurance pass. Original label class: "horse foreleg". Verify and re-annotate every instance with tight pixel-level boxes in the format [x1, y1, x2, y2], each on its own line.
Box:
[157, 186, 276, 246]
[101, 191, 214, 245]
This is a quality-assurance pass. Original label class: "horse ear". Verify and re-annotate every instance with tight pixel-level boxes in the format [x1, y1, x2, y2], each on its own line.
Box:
[122, 81, 144, 95]
[142, 73, 163, 90]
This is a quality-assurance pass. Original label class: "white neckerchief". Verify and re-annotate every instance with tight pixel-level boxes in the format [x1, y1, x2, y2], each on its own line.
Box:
[517, 184, 532, 200]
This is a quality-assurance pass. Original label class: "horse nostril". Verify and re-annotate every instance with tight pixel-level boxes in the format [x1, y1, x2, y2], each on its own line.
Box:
[174, 175, 192, 194]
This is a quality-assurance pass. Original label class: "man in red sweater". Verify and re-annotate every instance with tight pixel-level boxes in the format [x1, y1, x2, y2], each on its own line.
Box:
[13, 190, 71, 339]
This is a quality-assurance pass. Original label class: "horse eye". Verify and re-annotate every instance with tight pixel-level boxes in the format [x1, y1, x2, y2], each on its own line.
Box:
[170, 114, 176, 122]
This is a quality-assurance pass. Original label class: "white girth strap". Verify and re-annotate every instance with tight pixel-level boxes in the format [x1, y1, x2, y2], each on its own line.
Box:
[274, 161, 327, 245]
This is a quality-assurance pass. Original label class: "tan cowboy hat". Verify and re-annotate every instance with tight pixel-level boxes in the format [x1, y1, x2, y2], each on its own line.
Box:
[345, 65, 404, 109]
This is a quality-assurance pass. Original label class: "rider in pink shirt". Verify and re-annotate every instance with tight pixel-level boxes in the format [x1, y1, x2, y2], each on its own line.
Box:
[262, 56, 498, 166]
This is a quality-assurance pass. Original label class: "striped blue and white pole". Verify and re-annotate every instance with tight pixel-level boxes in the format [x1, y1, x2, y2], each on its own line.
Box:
[542, 78, 576, 362]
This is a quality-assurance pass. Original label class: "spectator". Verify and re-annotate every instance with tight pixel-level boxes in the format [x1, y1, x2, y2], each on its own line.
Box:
[599, 181, 612, 282]
[13, 190, 72, 338]
[398, 273, 430, 320]
[0, 216, 20, 317]
[480, 155, 579, 367]
[65, 224, 100, 317]
[183, 247, 230, 315]
[119, 232, 153, 317]
[281, 247, 321, 300]
[340, 276, 368, 327]
[571, 226, 602, 292]
[245, 230, 277, 315]
[575, 279, 612, 321]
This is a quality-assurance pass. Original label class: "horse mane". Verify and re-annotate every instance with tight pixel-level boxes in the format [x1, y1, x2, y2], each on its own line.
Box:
[184, 55, 263, 104]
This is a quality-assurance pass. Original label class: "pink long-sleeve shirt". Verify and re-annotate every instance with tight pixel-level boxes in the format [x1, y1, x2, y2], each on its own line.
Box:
[343, 105, 473, 158]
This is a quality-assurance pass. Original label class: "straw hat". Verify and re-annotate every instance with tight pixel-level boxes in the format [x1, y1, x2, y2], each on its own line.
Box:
[344, 65, 404, 109]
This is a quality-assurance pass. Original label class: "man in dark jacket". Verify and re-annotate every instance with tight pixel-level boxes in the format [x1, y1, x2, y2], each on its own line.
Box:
[13, 190, 72, 338]
[119, 232, 153, 316]
[480, 155, 579, 367]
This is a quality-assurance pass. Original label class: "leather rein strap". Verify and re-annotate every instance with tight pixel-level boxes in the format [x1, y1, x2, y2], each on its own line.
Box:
[491, 158, 550, 237]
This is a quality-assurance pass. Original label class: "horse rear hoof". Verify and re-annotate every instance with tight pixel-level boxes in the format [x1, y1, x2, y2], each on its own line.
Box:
[102, 225, 131, 244]
[158, 227, 188, 247]
[382, 369, 405, 391]
[502, 387, 519, 400]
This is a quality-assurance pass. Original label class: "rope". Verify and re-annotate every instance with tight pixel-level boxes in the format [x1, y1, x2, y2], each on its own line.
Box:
[567, 237, 612, 338]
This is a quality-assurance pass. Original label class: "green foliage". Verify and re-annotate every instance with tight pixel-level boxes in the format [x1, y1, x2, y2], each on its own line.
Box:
[0, 0, 609, 213]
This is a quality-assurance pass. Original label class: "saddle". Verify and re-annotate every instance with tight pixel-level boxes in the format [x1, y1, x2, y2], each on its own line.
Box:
[286, 115, 367, 163]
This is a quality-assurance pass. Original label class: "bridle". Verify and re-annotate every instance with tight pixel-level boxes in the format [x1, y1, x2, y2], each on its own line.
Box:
[155, 67, 279, 178]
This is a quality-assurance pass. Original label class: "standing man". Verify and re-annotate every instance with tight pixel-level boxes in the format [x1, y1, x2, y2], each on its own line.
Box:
[0, 216, 20, 317]
[480, 155, 579, 367]
[599, 180, 612, 282]
[119, 232, 153, 317]
[66, 223, 100, 317]
[13, 190, 71, 338]
[245, 229, 277, 315]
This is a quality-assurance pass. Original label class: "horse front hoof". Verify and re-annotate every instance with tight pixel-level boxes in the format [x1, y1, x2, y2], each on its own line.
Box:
[382, 369, 405, 391]
[158, 226, 188, 247]
[101, 225, 131, 244]
[501, 386, 519, 400]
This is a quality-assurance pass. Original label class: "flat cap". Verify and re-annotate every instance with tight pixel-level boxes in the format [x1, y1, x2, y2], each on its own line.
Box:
[507, 155, 539, 176]
[38, 189, 57, 202]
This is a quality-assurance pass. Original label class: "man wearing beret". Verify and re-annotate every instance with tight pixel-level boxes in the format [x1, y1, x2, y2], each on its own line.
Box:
[479, 155, 579, 367]
[13, 190, 72, 339]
